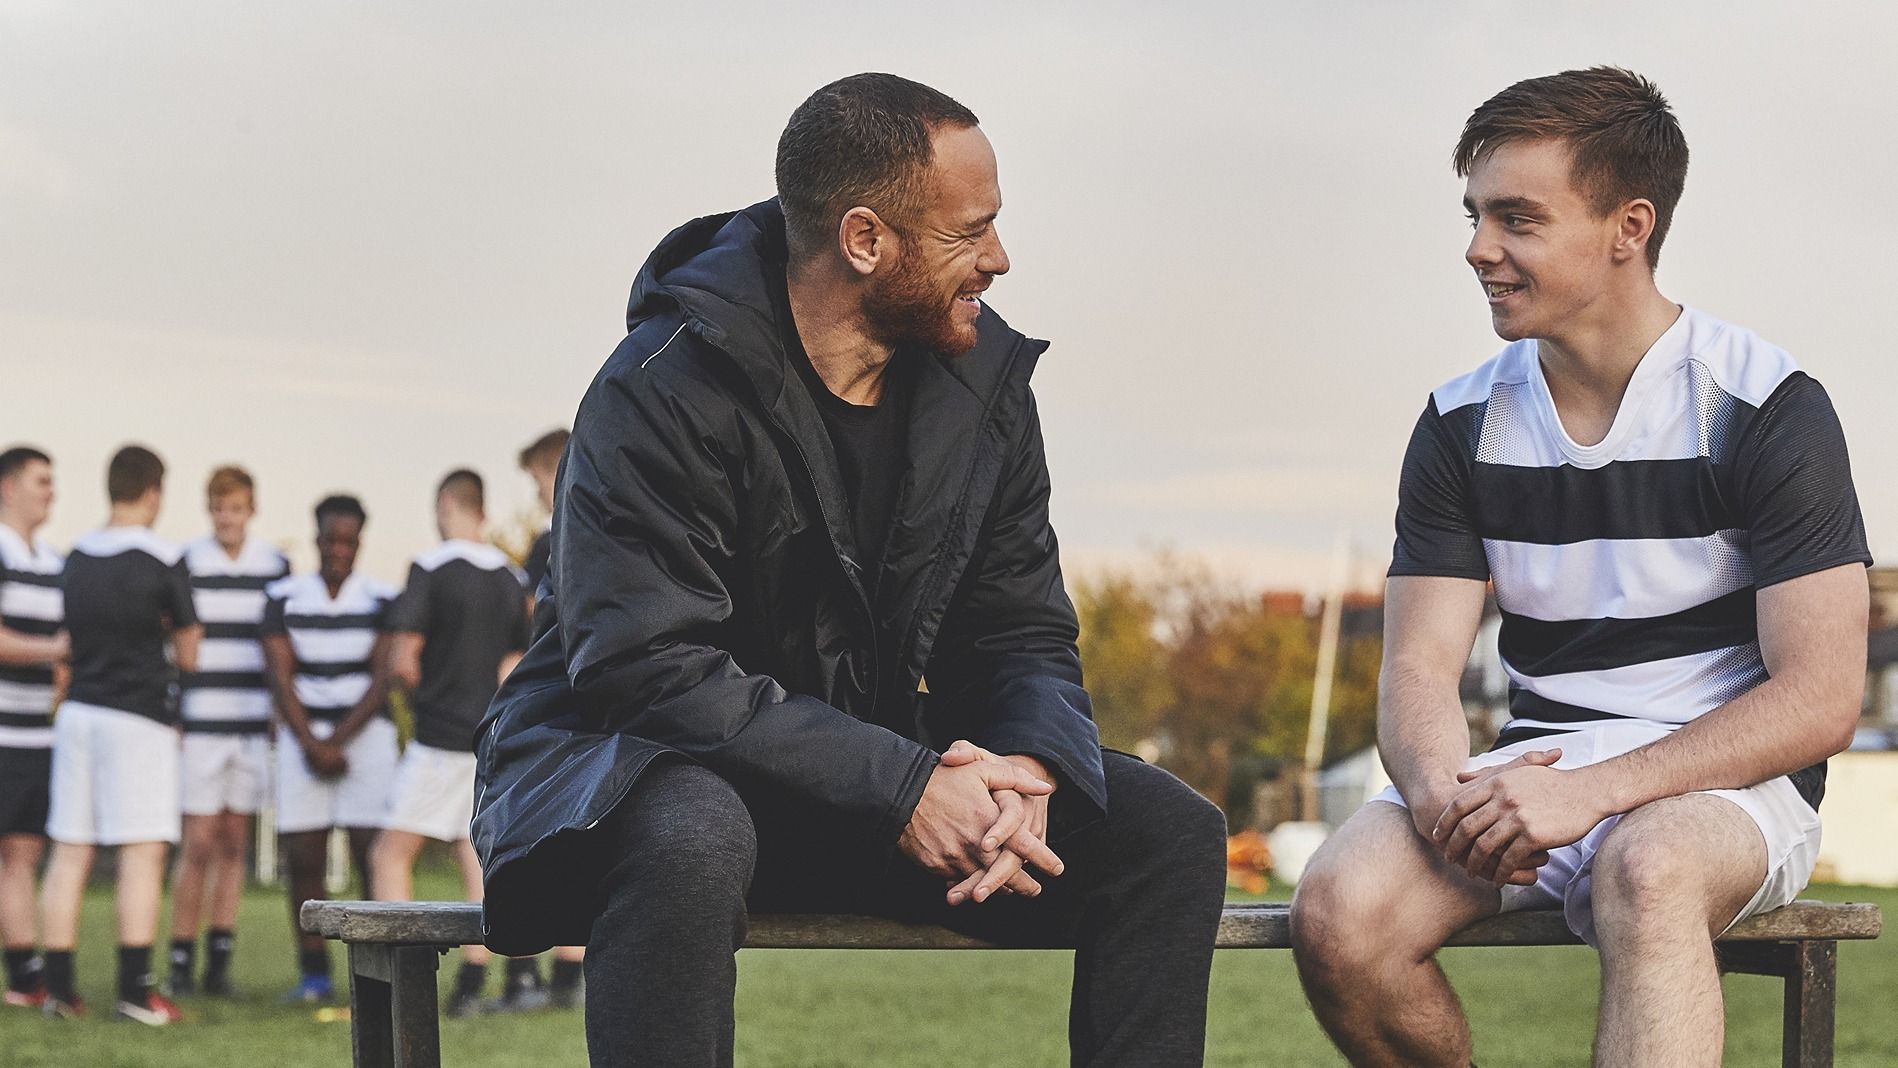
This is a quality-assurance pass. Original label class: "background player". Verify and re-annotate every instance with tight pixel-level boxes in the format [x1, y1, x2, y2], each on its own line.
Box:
[168, 465, 289, 996]
[261, 494, 398, 1003]
[373, 469, 529, 1017]
[41, 445, 200, 1024]
[0, 446, 67, 1008]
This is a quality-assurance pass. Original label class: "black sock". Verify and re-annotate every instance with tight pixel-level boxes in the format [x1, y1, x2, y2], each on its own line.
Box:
[453, 960, 487, 999]
[44, 950, 75, 1000]
[3, 947, 41, 992]
[117, 944, 154, 1004]
[204, 929, 235, 981]
[298, 945, 331, 980]
[504, 957, 541, 990]
[550, 958, 583, 993]
[168, 937, 195, 977]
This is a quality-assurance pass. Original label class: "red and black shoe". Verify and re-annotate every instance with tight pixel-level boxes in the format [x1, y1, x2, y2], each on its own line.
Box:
[3, 984, 48, 1009]
[114, 990, 184, 1026]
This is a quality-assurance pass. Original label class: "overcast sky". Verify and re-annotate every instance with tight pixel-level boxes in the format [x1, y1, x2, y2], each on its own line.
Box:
[4, 1, 1895, 591]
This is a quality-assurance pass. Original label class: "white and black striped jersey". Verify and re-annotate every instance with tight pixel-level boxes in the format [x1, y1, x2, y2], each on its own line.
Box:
[1391, 307, 1870, 807]
[64, 526, 198, 724]
[261, 572, 397, 723]
[0, 526, 63, 749]
[180, 536, 290, 735]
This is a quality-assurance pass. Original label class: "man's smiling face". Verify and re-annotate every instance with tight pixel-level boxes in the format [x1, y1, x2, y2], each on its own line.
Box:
[1463, 138, 1624, 343]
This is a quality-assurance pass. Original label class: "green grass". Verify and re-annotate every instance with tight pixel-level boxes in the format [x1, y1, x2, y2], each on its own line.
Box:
[1, 872, 1891, 1067]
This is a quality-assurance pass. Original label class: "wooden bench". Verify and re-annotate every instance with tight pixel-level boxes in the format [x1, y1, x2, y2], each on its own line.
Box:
[302, 898, 1881, 1068]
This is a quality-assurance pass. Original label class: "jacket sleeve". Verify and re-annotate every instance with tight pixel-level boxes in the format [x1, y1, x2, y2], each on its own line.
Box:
[555, 333, 937, 845]
[926, 389, 1107, 823]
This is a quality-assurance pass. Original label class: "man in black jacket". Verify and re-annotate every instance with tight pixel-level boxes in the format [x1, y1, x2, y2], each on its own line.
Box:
[473, 73, 1228, 1068]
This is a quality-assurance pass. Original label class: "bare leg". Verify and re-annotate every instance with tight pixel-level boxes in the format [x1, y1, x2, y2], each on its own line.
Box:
[1590, 794, 1767, 1068]
[0, 834, 46, 950]
[116, 841, 170, 946]
[1291, 801, 1501, 1068]
[369, 829, 423, 902]
[39, 841, 94, 951]
[169, 814, 218, 941]
[281, 829, 331, 959]
[454, 839, 491, 967]
[208, 811, 250, 930]
[343, 827, 377, 898]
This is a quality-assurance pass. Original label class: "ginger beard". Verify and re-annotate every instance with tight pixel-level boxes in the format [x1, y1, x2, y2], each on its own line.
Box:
[862, 232, 986, 357]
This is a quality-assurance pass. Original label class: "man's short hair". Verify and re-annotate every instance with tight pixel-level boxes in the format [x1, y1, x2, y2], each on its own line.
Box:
[1453, 66, 1688, 269]
[314, 494, 367, 528]
[517, 429, 570, 474]
[775, 72, 980, 261]
[107, 444, 165, 504]
[206, 464, 255, 504]
[437, 469, 484, 514]
[0, 446, 50, 484]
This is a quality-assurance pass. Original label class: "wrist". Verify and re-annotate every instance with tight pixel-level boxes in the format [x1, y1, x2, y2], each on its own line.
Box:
[1567, 763, 1631, 820]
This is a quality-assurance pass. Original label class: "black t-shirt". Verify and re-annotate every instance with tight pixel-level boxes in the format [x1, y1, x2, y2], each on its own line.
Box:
[63, 527, 198, 724]
[390, 540, 531, 752]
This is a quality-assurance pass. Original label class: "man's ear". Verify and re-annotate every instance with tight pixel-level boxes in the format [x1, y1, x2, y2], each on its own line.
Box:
[838, 206, 892, 278]
[1612, 198, 1657, 266]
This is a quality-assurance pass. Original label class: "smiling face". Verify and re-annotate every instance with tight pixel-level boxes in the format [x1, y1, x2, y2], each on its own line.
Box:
[316, 512, 362, 589]
[863, 124, 1010, 355]
[209, 490, 254, 549]
[1463, 139, 1626, 342]
[0, 459, 54, 531]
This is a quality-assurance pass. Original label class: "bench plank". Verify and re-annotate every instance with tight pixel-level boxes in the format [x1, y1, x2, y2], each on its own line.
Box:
[301, 899, 1881, 950]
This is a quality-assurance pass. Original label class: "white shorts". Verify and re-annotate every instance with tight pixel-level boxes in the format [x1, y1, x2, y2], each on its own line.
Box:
[46, 701, 181, 846]
[382, 742, 476, 842]
[180, 733, 272, 816]
[275, 718, 398, 835]
[1371, 719, 1823, 946]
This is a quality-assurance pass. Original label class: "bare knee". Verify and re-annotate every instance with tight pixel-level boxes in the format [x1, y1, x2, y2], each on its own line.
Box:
[1290, 849, 1398, 989]
[1590, 823, 1709, 943]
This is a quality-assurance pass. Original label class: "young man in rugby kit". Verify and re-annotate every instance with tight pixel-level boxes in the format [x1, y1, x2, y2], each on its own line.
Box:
[373, 469, 530, 1017]
[40, 445, 201, 1024]
[261, 494, 399, 1004]
[0, 447, 67, 1008]
[168, 466, 289, 996]
[514, 429, 587, 1007]
[1290, 68, 1870, 1068]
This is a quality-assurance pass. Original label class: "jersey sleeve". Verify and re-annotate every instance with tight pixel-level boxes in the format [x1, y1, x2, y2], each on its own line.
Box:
[1731, 372, 1872, 588]
[1388, 397, 1491, 581]
[261, 592, 287, 636]
[165, 558, 200, 629]
[389, 563, 431, 634]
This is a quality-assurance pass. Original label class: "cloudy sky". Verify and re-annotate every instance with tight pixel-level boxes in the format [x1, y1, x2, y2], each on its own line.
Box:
[4, 1, 1894, 591]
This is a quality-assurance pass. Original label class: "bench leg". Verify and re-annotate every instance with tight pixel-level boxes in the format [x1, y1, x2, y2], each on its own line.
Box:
[1781, 941, 1837, 1068]
[347, 945, 442, 1068]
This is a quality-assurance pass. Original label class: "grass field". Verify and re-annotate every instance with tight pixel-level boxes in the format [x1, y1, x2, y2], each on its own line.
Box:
[0, 870, 1890, 1067]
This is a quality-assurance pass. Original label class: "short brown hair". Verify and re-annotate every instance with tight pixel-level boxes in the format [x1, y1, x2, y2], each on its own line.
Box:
[517, 429, 569, 474]
[1454, 66, 1687, 269]
[437, 468, 484, 514]
[206, 464, 255, 505]
[776, 73, 979, 261]
[107, 444, 165, 504]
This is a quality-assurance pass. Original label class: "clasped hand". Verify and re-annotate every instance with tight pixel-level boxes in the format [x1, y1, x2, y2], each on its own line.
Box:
[897, 739, 1065, 907]
[1428, 748, 1607, 887]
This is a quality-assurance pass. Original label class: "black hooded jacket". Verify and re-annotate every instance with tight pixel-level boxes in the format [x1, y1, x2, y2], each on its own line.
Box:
[472, 201, 1105, 954]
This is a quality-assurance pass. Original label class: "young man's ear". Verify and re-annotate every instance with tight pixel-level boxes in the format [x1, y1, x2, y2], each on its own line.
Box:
[1613, 198, 1658, 265]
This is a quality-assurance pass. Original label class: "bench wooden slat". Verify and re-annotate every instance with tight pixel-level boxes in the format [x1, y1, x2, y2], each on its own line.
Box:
[301, 898, 1881, 950]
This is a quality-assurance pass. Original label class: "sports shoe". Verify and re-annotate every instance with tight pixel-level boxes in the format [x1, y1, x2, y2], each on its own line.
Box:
[201, 971, 233, 997]
[168, 966, 196, 997]
[41, 993, 87, 1019]
[282, 973, 334, 1004]
[115, 991, 185, 1026]
[549, 977, 583, 1010]
[444, 988, 486, 1019]
[4, 986, 48, 1009]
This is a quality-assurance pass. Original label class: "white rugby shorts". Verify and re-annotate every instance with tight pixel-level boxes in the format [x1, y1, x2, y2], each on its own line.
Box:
[275, 718, 398, 834]
[46, 701, 181, 846]
[180, 733, 272, 816]
[382, 741, 477, 843]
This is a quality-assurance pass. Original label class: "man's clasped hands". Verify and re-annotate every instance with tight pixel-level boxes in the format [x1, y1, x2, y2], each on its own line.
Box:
[898, 740, 1066, 906]
[1423, 746, 1622, 888]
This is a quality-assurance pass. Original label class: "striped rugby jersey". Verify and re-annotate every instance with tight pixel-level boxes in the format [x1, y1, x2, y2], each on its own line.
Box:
[261, 572, 397, 723]
[1390, 306, 1870, 807]
[180, 536, 290, 735]
[0, 525, 63, 749]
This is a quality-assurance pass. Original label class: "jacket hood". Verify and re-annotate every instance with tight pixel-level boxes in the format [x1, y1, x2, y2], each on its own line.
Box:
[626, 199, 1045, 407]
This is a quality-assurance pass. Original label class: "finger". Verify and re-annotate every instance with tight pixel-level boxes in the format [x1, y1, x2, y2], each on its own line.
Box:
[940, 739, 984, 767]
[1467, 820, 1518, 884]
[1496, 839, 1549, 882]
[1002, 866, 1042, 897]
[971, 850, 1025, 903]
[1432, 784, 1493, 845]
[982, 763, 1054, 796]
[1005, 827, 1065, 877]
[945, 866, 984, 905]
[1455, 748, 1564, 784]
[981, 791, 1029, 855]
[1439, 804, 1502, 868]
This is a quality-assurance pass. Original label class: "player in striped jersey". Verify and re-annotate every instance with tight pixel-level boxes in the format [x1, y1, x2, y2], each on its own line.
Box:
[1291, 69, 1871, 1068]
[261, 494, 399, 1004]
[167, 466, 288, 997]
[0, 447, 66, 1008]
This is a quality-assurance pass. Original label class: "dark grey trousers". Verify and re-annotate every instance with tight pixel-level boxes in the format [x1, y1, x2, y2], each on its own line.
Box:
[581, 750, 1228, 1068]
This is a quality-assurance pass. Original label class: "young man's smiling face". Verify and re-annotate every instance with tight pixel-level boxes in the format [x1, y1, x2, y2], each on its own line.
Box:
[1463, 138, 1628, 343]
